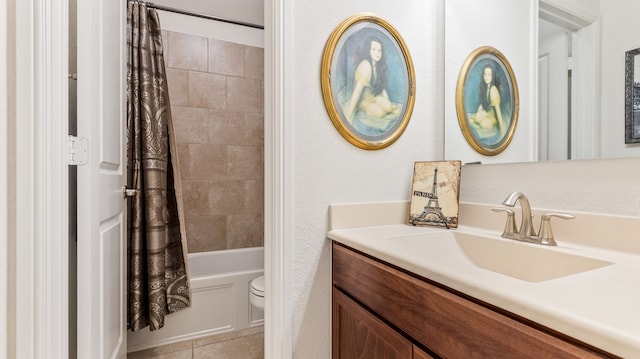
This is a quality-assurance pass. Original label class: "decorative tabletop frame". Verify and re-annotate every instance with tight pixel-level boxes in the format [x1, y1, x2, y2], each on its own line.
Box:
[409, 161, 461, 229]
[625, 47, 640, 144]
[456, 46, 519, 156]
[321, 13, 416, 150]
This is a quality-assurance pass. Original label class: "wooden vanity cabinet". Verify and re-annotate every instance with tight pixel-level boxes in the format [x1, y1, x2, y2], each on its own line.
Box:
[332, 242, 615, 359]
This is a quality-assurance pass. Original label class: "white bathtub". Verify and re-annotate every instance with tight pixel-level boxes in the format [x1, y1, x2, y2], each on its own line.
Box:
[127, 247, 265, 353]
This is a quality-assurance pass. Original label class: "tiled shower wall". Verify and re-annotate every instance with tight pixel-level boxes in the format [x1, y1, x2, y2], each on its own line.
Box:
[162, 30, 264, 253]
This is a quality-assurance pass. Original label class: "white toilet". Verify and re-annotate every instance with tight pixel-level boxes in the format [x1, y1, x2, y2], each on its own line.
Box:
[250, 275, 265, 310]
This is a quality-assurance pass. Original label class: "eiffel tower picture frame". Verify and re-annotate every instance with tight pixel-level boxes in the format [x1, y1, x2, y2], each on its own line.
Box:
[409, 161, 462, 229]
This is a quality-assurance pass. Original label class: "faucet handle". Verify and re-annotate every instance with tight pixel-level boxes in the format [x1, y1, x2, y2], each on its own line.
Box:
[491, 208, 517, 237]
[538, 213, 575, 246]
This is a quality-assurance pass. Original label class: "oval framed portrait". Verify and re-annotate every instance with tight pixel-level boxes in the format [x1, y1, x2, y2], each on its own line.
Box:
[455, 46, 519, 156]
[321, 13, 416, 150]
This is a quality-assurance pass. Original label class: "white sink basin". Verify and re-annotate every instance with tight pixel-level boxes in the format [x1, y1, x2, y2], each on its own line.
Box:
[388, 231, 613, 282]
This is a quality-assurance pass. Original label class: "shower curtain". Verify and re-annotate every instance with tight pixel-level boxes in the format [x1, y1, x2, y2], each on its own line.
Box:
[126, 1, 191, 332]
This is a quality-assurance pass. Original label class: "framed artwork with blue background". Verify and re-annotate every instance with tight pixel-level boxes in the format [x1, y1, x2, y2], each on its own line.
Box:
[456, 46, 519, 156]
[321, 13, 415, 150]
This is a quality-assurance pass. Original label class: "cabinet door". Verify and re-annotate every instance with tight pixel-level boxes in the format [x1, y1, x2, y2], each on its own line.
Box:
[333, 287, 412, 359]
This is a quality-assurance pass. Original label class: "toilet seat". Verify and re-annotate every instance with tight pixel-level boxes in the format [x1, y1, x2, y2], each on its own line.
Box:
[250, 275, 264, 297]
[250, 275, 265, 310]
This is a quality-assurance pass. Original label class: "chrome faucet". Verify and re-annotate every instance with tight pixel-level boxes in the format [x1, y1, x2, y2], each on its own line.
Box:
[493, 192, 575, 246]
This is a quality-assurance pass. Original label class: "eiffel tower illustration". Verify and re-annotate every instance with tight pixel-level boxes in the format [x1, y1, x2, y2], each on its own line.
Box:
[411, 167, 449, 228]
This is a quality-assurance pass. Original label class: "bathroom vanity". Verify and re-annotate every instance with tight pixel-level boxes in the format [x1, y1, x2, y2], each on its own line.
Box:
[333, 243, 610, 358]
[328, 201, 640, 358]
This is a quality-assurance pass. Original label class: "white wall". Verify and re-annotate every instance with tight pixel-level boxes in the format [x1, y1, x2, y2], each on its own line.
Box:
[157, 10, 263, 48]
[153, 0, 264, 27]
[460, 158, 640, 217]
[600, 0, 640, 158]
[542, 0, 598, 19]
[288, 2, 442, 357]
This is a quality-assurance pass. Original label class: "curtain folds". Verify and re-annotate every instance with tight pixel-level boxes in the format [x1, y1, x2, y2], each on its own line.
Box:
[126, 1, 191, 332]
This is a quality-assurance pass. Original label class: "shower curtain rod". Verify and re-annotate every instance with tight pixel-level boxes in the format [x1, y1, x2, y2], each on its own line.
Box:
[131, 1, 264, 30]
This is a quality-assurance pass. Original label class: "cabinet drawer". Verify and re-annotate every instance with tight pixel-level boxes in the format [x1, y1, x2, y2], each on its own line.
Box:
[332, 243, 610, 358]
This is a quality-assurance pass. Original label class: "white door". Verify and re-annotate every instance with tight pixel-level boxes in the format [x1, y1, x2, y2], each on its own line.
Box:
[76, 0, 127, 358]
[538, 55, 550, 160]
[538, 19, 570, 161]
[570, 22, 599, 160]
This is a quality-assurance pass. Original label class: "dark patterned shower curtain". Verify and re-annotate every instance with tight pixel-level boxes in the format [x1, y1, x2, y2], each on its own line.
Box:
[126, 1, 191, 332]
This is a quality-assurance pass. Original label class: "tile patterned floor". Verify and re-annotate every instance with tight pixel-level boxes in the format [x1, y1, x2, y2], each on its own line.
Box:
[128, 326, 264, 359]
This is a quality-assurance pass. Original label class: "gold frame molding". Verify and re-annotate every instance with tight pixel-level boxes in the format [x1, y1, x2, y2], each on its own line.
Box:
[456, 46, 519, 156]
[321, 13, 416, 150]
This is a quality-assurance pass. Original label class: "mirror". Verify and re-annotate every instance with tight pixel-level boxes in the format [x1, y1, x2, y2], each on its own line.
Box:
[538, 5, 598, 161]
[444, 0, 640, 164]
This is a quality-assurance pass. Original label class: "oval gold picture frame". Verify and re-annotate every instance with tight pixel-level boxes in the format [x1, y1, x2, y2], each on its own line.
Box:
[321, 13, 416, 150]
[456, 46, 519, 156]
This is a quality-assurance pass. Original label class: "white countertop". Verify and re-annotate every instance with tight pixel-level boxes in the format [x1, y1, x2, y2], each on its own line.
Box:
[327, 201, 640, 358]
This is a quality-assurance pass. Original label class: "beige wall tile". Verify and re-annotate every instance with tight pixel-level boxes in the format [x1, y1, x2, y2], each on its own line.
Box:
[209, 39, 245, 77]
[227, 145, 262, 180]
[244, 112, 265, 146]
[171, 106, 209, 144]
[227, 214, 263, 248]
[186, 216, 226, 253]
[208, 180, 261, 215]
[188, 71, 227, 109]
[208, 181, 242, 215]
[182, 180, 212, 217]
[165, 30, 264, 253]
[244, 46, 264, 80]
[175, 143, 191, 179]
[166, 32, 208, 72]
[237, 179, 264, 212]
[226, 77, 262, 113]
[208, 111, 263, 146]
[161, 30, 168, 45]
[187, 144, 227, 181]
[166, 68, 189, 107]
